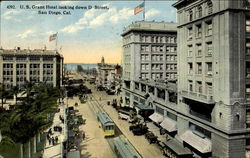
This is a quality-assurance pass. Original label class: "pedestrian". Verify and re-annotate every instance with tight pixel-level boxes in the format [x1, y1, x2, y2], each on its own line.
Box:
[55, 136, 58, 144]
[52, 137, 55, 145]
[46, 133, 50, 140]
[48, 138, 51, 145]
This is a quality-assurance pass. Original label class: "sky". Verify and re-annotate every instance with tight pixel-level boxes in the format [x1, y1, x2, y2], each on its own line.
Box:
[1, 1, 177, 64]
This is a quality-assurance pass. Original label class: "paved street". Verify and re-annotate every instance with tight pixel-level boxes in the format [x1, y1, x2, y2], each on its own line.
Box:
[85, 82, 165, 158]
[68, 96, 116, 158]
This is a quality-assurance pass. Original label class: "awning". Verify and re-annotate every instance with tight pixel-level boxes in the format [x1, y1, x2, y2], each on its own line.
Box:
[164, 139, 193, 156]
[180, 130, 212, 153]
[149, 113, 163, 123]
[160, 117, 177, 132]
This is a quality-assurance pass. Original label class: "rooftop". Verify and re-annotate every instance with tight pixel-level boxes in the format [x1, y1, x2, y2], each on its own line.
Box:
[0, 48, 63, 57]
[122, 21, 177, 36]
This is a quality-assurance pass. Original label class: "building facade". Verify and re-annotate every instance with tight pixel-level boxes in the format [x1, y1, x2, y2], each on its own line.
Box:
[121, 21, 179, 132]
[0, 47, 63, 89]
[96, 57, 121, 93]
[173, 0, 250, 157]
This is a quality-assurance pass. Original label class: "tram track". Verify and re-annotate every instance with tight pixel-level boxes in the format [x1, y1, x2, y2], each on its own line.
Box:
[86, 92, 142, 158]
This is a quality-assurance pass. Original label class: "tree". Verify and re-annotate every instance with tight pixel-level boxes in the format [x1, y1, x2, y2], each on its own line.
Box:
[11, 86, 20, 104]
[0, 83, 8, 108]
[0, 82, 61, 158]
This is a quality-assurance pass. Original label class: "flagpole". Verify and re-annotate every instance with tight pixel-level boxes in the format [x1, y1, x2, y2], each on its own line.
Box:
[56, 32, 58, 51]
[143, 0, 145, 21]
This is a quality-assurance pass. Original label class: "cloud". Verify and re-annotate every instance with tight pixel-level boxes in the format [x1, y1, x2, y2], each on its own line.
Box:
[145, 8, 160, 18]
[61, 6, 134, 33]
[61, 25, 84, 33]
[109, 8, 134, 23]
[57, 16, 63, 20]
[3, 10, 24, 22]
[16, 30, 35, 39]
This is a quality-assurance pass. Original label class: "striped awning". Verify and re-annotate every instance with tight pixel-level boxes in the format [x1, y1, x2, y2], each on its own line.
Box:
[180, 130, 212, 153]
[149, 113, 163, 123]
[160, 117, 177, 132]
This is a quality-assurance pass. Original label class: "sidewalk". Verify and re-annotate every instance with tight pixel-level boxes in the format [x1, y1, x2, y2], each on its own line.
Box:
[42, 103, 66, 158]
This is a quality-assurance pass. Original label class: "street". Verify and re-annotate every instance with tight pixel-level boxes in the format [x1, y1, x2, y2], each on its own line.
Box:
[68, 72, 166, 158]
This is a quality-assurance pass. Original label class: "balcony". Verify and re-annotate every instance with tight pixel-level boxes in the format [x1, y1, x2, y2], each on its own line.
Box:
[182, 90, 215, 104]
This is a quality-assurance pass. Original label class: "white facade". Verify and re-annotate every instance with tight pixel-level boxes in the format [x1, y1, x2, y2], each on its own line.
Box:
[0, 48, 63, 89]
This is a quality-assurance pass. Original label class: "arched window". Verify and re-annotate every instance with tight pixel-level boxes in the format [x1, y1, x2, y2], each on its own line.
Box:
[198, 6, 202, 18]
[207, 1, 213, 14]
[189, 10, 193, 21]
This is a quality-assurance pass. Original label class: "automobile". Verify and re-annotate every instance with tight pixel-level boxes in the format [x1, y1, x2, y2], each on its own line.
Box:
[132, 125, 148, 135]
[145, 131, 158, 144]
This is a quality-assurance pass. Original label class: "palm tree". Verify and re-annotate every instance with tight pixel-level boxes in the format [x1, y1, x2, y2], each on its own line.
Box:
[11, 86, 20, 104]
[0, 83, 8, 108]
[3, 82, 61, 158]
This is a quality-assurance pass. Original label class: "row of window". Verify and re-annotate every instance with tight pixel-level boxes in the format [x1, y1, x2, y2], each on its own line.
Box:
[141, 55, 177, 61]
[141, 45, 177, 52]
[188, 42, 212, 57]
[2, 63, 54, 69]
[140, 35, 176, 44]
[141, 64, 177, 71]
[2, 56, 54, 61]
[140, 72, 177, 80]
[187, 20, 212, 40]
[188, 62, 212, 76]
[3, 70, 54, 76]
[188, 80, 213, 95]
[188, 1, 213, 22]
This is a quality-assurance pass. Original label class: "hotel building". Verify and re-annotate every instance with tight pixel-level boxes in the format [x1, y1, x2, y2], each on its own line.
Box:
[121, 21, 179, 135]
[173, 0, 250, 157]
[0, 47, 63, 89]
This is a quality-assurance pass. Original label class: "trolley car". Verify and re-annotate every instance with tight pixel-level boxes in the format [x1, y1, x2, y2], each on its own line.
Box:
[96, 112, 115, 137]
[113, 138, 141, 158]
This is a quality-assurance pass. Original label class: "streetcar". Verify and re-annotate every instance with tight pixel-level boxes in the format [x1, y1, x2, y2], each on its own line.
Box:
[113, 138, 142, 158]
[96, 112, 115, 137]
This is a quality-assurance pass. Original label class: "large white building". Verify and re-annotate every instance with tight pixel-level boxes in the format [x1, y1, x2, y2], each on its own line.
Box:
[0, 47, 63, 89]
[173, 0, 250, 157]
[121, 21, 179, 134]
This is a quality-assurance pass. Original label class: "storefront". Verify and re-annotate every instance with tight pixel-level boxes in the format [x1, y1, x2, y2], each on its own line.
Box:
[180, 130, 212, 158]
[161, 139, 193, 158]
[159, 117, 177, 137]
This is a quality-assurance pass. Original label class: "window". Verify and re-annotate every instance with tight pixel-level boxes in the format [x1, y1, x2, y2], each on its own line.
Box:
[196, 24, 202, 38]
[206, 82, 212, 95]
[141, 35, 146, 42]
[206, 20, 212, 36]
[197, 6, 202, 18]
[141, 45, 149, 52]
[156, 106, 164, 115]
[188, 63, 193, 74]
[188, 45, 193, 57]
[189, 10, 193, 21]
[16, 56, 26, 61]
[189, 80, 193, 91]
[3, 56, 13, 61]
[196, 81, 202, 93]
[247, 19, 250, 32]
[43, 56, 53, 61]
[188, 27, 193, 40]
[197, 62, 202, 74]
[246, 62, 250, 78]
[30, 56, 40, 61]
[189, 123, 211, 138]
[206, 62, 213, 76]
[206, 42, 213, 56]
[207, 1, 213, 15]
[196, 44, 202, 56]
